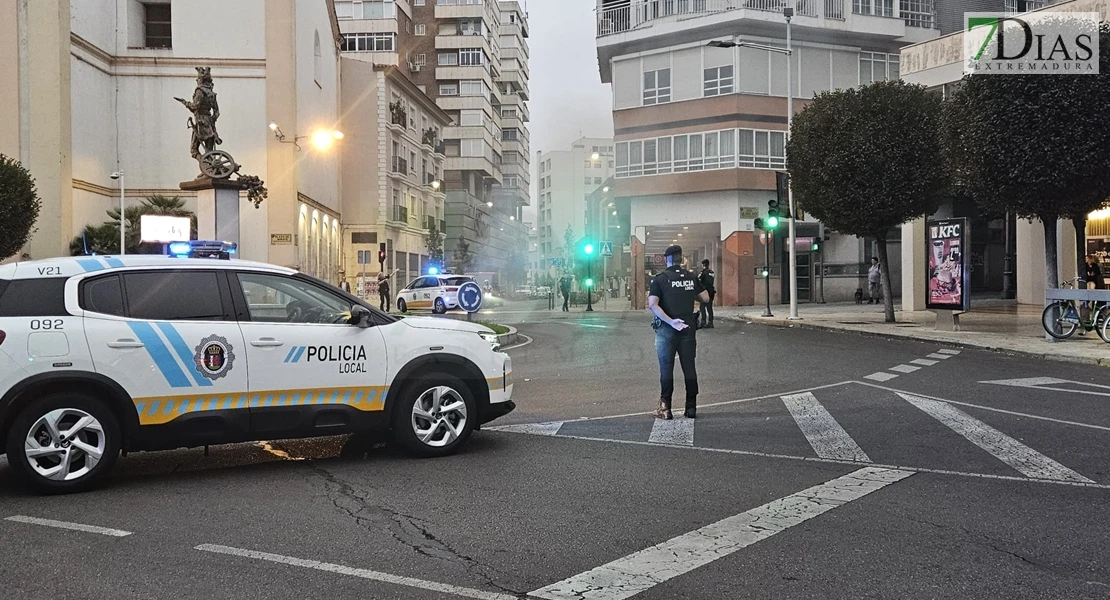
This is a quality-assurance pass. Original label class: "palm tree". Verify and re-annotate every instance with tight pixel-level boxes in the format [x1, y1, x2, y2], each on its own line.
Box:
[71, 195, 197, 255]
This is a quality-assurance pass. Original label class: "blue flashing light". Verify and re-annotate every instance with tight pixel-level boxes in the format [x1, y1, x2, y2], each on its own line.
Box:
[168, 242, 191, 256]
[427, 266, 440, 275]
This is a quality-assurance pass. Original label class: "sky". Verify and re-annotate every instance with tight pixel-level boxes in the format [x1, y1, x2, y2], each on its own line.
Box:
[523, 0, 614, 223]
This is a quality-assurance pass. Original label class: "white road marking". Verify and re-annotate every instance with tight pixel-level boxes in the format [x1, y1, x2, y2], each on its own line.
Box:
[857, 381, 1110, 434]
[781, 393, 870, 462]
[889, 364, 921, 374]
[937, 349, 961, 355]
[489, 421, 564, 436]
[195, 544, 517, 600]
[926, 353, 952, 360]
[499, 334, 534, 351]
[493, 430, 1110, 490]
[897, 392, 1093, 483]
[5, 515, 133, 537]
[979, 377, 1110, 398]
[528, 467, 912, 600]
[910, 358, 939, 366]
[864, 372, 899, 382]
[648, 417, 695, 446]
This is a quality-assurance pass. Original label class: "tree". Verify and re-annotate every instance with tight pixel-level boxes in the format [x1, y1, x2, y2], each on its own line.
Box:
[788, 80, 949, 322]
[70, 195, 196, 255]
[0, 154, 42, 260]
[561, 223, 576, 277]
[945, 22, 1110, 292]
[452, 239, 474, 273]
[425, 223, 445, 269]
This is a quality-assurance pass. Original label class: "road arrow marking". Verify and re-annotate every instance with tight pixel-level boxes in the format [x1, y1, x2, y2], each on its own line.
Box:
[782, 392, 870, 462]
[897, 392, 1093, 483]
[648, 417, 695, 446]
[529, 467, 912, 600]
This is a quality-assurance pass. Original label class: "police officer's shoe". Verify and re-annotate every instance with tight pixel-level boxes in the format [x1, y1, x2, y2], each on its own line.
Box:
[653, 400, 673, 420]
[684, 407, 696, 419]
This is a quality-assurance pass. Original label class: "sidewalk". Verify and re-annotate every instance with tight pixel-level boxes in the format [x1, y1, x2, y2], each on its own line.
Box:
[714, 299, 1110, 367]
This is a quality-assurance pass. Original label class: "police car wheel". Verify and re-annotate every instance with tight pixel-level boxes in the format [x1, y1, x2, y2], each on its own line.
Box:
[5, 393, 121, 495]
[392, 374, 475, 458]
[433, 298, 447, 314]
[397, 298, 407, 313]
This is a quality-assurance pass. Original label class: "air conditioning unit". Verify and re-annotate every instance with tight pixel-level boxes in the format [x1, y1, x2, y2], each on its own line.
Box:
[408, 61, 421, 72]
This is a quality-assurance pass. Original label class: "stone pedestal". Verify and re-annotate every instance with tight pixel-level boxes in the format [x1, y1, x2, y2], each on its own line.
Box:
[180, 177, 245, 246]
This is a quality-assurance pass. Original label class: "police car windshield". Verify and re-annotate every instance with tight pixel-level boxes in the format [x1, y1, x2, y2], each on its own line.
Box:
[443, 277, 472, 286]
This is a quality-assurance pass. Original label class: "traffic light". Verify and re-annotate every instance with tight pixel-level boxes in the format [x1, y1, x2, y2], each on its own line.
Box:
[378, 242, 386, 266]
[754, 218, 764, 231]
[584, 243, 595, 256]
[584, 278, 594, 288]
[811, 240, 820, 253]
[775, 171, 789, 210]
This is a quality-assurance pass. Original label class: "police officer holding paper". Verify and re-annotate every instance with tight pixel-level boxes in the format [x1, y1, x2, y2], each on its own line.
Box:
[648, 245, 710, 420]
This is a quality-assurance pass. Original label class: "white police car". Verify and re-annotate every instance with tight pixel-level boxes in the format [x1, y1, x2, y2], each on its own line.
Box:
[396, 274, 474, 314]
[0, 243, 514, 494]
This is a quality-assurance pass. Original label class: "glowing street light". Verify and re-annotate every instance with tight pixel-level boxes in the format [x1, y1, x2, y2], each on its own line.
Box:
[311, 129, 344, 151]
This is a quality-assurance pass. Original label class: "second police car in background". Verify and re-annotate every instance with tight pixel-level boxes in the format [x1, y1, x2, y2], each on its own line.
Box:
[0, 241, 514, 494]
[396, 274, 476, 314]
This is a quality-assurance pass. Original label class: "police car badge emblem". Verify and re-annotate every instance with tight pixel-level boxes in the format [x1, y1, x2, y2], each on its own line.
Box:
[194, 335, 236, 380]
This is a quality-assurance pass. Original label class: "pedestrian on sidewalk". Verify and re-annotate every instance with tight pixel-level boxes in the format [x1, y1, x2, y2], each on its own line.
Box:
[1085, 254, 1105, 289]
[559, 276, 571, 312]
[698, 259, 716, 329]
[648, 245, 709, 420]
[868, 257, 882, 304]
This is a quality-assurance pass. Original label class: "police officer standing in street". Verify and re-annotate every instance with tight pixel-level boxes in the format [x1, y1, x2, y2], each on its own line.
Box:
[648, 245, 710, 420]
[698, 258, 716, 329]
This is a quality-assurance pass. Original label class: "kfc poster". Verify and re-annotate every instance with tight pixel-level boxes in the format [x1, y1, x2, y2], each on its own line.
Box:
[926, 218, 971, 312]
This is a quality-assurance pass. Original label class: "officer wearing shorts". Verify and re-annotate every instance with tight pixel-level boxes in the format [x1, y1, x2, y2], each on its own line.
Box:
[648, 245, 710, 420]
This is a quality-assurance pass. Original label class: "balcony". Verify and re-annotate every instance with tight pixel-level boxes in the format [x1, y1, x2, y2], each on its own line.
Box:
[435, 0, 488, 21]
[390, 205, 409, 224]
[424, 215, 438, 230]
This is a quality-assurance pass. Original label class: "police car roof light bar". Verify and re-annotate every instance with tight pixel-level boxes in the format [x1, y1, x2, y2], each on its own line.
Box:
[167, 240, 237, 260]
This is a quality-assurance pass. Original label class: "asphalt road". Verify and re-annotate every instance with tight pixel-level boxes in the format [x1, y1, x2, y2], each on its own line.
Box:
[1, 304, 1108, 599]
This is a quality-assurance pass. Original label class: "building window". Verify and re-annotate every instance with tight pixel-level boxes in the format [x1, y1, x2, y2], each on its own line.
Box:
[440, 83, 459, 96]
[502, 128, 519, 141]
[415, 24, 426, 35]
[459, 48, 484, 66]
[461, 139, 484, 158]
[439, 53, 458, 66]
[900, 0, 936, 28]
[738, 129, 786, 169]
[336, 1, 397, 19]
[414, 53, 427, 67]
[852, 0, 894, 17]
[415, 0, 425, 5]
[341, 33, 396, 52]
[460, 80, 488, 96]
[860, 52, 899, 85]
[460, 109, 485, 126]
[643, 68, 671, 106]
[584, 177, 592, 184]
[615, 128, 772, 178]
[703, 65, 734, 97]
[142, 2, 172, 49]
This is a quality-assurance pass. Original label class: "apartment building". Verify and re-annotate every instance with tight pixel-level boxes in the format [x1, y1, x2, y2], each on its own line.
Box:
[595, 0, 941, 307]
[1, 0, 343, 280]
[935, 0, 1064, 33]
[535, 138, 616, 281]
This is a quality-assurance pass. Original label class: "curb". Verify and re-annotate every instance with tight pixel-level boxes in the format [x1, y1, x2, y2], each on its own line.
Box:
[495, 326, 520, 349]
[725, 314, 1110, 368]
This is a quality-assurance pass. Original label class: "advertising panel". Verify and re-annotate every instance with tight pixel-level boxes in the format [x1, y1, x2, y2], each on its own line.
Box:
[926, 218, 971, 312]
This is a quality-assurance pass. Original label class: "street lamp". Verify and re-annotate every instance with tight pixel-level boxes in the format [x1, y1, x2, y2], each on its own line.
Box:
[110, 171, 125, 255]
[583, 242, 595, 312]
[709, 6, 800, 320]
[270, 121, 343, 152]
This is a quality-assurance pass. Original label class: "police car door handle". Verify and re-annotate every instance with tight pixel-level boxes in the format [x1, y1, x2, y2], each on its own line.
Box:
[107, 339, 145, 349]
[250, 338, 285, 347]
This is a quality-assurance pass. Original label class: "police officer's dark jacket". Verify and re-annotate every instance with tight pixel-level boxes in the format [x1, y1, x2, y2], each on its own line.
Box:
[699, 268, 716, 295]
[650, 266, 705, 326]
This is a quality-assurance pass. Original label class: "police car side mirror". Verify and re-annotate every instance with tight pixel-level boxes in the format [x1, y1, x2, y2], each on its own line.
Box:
[350, 308, 372, 328]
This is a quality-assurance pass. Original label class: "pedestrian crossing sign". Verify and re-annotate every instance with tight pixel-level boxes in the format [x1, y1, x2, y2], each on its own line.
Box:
[600, 241, 613, 257]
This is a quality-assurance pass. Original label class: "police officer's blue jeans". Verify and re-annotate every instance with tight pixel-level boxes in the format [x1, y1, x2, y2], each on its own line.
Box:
[656, 325, 698, 408]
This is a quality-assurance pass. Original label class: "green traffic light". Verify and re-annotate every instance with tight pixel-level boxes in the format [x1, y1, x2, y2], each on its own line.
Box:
[760, 269, 769, 278]
[585, 278, 594, 288]
[584, 244, 595, 255]
[766, 216, 779, 228]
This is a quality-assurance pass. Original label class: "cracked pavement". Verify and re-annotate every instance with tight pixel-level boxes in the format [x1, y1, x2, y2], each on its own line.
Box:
[1, 316, 1108, 599]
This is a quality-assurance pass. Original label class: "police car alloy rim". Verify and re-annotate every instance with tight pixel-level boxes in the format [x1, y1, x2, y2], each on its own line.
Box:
[410, 386, 468, 447]
[23, 408, 106, 481]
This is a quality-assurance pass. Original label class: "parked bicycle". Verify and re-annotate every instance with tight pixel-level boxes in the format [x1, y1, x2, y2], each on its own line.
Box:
[1041, 278, 1110, 342]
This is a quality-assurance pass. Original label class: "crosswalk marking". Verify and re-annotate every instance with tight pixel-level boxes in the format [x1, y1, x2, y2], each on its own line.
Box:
[889, 364, 921, 374]
[897, 392, 1093, 483]
[528, 467, 913, 600]
[937, 349, 961, 355]
[489, 422, 564, 436]
[926, 353, 953, 360]
[910, 358, 939, 366]
[648, 417, 695, 446]
[864, 372, 899, 382]
[781, 392, 870, 462]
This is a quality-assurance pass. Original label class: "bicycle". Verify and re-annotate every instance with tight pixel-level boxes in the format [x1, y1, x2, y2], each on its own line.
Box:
[1041, 278, 1110, 342]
